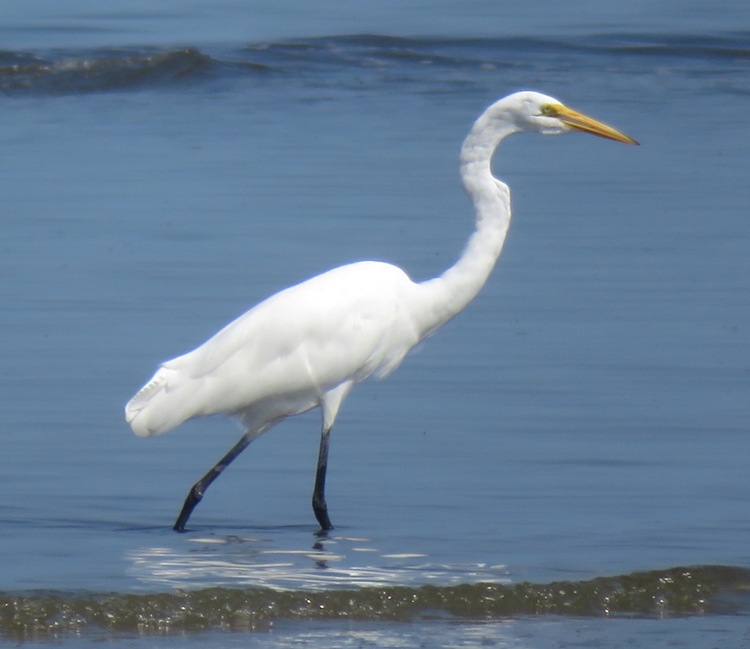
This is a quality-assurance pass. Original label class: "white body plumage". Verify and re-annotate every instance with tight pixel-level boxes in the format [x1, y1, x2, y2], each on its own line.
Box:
[126, 261, 423, 438]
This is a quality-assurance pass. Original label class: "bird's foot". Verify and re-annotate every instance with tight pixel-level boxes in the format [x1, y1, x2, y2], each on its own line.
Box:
[173, 484, 204, 532]
[312, 499, 333, 532]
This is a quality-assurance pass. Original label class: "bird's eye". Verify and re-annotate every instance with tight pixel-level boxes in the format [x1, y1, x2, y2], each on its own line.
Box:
[539, 104, 559, 117]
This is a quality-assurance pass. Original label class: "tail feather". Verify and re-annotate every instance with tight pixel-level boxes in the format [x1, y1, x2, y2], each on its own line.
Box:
[125, 366, 198, 437]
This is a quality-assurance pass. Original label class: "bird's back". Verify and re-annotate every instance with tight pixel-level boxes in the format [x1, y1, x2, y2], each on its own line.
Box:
[125, 261, 423, 437]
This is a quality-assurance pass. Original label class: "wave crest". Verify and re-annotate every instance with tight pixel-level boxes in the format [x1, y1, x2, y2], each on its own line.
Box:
[2, 32, 749, 95]
[2, 565, 749, 639]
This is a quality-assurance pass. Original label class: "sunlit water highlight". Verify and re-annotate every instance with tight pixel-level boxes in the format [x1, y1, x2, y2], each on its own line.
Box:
[127, 534, 508, 590]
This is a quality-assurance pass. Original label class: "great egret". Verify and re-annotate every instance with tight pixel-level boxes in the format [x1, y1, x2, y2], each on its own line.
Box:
[125, 91, 637, 532]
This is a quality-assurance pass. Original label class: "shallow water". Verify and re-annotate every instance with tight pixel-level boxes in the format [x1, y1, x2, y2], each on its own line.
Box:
[1, 2, 749, 646]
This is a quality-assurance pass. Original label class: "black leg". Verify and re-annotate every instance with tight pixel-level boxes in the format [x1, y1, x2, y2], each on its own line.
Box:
[173, 432, 254, 532]
[312, 426, 334, 531]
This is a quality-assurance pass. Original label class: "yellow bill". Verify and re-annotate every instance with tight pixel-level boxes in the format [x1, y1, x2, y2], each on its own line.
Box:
[543, 103, 639, 145]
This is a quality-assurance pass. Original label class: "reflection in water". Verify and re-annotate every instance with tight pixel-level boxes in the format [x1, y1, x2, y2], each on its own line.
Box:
[127, 534, 509, 590]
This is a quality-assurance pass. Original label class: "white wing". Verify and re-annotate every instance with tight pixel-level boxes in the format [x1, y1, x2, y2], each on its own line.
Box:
[125, 261, 422, 437]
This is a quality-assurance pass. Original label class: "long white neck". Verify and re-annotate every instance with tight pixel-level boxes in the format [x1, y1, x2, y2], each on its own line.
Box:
[415, 102, 518, 338]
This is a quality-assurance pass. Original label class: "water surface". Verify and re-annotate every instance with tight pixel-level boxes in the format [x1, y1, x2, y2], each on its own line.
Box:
[1, 4, 749, 646]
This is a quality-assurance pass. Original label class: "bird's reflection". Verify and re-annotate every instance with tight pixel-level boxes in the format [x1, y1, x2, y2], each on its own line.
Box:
[312, 537, 329, 569]
[126, 531, 508, 590]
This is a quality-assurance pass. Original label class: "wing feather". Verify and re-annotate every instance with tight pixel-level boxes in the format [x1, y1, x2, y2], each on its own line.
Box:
[125, 261, 421, 437]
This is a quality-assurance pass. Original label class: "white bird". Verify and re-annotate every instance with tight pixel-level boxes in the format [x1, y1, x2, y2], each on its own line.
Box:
[125, 91, 637, 532]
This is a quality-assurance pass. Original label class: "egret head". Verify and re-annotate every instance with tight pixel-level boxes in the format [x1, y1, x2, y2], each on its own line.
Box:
[503, 91, 639, 145]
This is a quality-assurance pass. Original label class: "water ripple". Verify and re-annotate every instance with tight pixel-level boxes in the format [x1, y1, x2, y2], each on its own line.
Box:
[2, 32, 750, 95]
[127, 534, 509, 590]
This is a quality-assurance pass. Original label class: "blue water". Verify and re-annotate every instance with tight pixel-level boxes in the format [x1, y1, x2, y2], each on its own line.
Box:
[1, 1, 750, 646]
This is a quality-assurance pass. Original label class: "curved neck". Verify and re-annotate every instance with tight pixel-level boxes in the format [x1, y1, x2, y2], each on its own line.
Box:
[414, 106, 517, 338]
